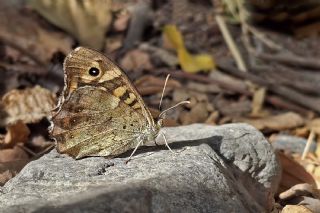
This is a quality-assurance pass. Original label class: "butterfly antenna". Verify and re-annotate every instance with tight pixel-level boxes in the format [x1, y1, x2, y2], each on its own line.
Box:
[159, 74, 170, 111]
[159, 100, 190, 119]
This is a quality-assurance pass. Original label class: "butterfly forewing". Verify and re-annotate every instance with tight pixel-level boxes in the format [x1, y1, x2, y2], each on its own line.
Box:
[51, 47, 156, 159]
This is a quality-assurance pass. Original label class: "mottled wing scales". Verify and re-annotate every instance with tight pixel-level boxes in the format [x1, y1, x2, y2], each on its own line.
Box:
[52, 86, 147, 159]
[62, 47, 154, 127]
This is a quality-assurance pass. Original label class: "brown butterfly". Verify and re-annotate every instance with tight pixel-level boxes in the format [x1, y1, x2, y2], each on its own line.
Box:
[50, 47, 188, 160]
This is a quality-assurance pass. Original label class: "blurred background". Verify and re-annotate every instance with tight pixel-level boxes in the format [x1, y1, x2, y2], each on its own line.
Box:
[1, 0, 320, 210]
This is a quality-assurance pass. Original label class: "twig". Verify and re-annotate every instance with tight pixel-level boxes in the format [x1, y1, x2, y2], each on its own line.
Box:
[154, 68, 311, 115]
[266, 95, 311, 116]
[215, 15, 247, 72]
[155, 68, 251, 95]
[245, 24, 283, 52]
[302, 130, 315, 160]
[0, 62, 47, 75]
[16, 144, 36, 157]
[218, 63, 320, 113]
[254, 52, 320, 70]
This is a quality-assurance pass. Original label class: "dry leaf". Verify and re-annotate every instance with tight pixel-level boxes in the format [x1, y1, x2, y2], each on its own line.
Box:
[0, 86, 56, 126]
[315, 143, 320, 158]
[0, 170, 14, 186]
[238, 112, 304, 131]
[216, 97, 251, 117]
[281, 205, 313, 213]
[163, 25, 215, 73]
[172, 89, 191, 104]
[105, 35, 123, 54]
[0, 146, 29, 163]
[0, 159, 30, 186]
[29, 0, 112, 50]
[205, 111, 219, 125]
[279, 183, 320, 200]
[120, 49, 153, 71]
[279, 183, 320, 213]
[3, 121, 30, 147]
[0, 1, 72, 65]
[307, 118, 320, 135]
[180, 102, 209, 125]
[139, 43, 179, 67]
[135, 75, 181, 96]
[113, 9, 130, 32]
[278, 152, 316, 193]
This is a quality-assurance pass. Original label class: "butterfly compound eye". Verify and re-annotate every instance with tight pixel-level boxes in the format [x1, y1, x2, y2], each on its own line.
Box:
[89, 67, 100, 76]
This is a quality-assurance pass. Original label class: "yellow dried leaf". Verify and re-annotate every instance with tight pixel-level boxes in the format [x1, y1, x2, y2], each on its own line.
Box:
[163, 25, 215, 73]
[163, 25, 184, 49]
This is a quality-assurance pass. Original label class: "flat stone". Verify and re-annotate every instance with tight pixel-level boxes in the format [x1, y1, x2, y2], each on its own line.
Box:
[0, 123, 281, 213]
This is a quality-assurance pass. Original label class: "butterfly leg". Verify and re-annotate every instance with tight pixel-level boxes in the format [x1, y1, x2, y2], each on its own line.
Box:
[161, 132, 174, 153]
[126, 137, 144, 163]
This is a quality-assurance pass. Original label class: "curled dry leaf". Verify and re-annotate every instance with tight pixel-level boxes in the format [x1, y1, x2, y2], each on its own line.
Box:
[29, 0, 112, 50]
[279, 183, 320, 201]
[0, 86, 56, 126]
[237, 112, 305, 131]
[279, 183, 320, 213]
[3, 121, 30, 147]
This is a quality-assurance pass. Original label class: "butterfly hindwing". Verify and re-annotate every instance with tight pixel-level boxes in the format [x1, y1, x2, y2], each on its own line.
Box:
[52, 86, 148, 158]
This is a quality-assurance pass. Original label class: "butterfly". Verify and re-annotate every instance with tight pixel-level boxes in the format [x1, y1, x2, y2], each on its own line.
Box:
[50, 47, 188, 161]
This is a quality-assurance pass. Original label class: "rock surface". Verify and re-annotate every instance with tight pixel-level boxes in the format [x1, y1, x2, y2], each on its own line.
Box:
[0, 123, 281, 213]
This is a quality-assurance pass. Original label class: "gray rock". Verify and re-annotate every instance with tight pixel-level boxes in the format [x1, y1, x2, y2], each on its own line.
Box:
[271, 134, 317, 154]
[0, 123, 281, 213]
